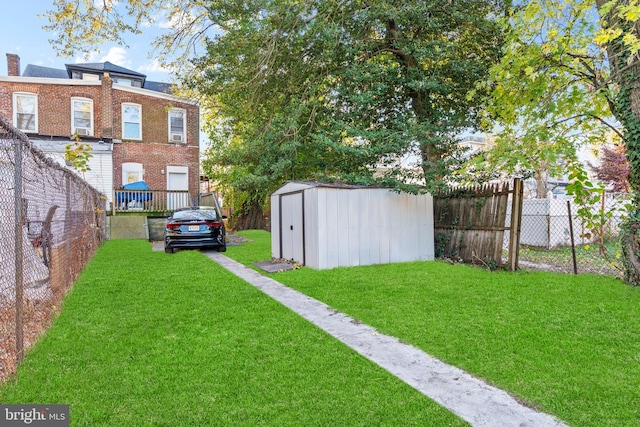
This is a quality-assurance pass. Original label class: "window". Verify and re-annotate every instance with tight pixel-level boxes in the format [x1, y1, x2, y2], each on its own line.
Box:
[114, 78, 132, 86]
[82, 73, 100, 81]
[122, 103, 142, 140]
[168, 109, 186, 143]
[71, 98, 94, 136]
[122, 162, 144, 185]
[13, 93, 37, 133]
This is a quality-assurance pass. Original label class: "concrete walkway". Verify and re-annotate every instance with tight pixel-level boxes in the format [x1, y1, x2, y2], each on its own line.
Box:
[203, 251, 567, 427]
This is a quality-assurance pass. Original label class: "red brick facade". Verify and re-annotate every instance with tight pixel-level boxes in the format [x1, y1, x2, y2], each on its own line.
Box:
[0, 72, 200, 199]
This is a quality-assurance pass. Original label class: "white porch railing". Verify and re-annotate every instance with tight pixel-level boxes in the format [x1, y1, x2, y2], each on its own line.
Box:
[111, 189, 192, 215]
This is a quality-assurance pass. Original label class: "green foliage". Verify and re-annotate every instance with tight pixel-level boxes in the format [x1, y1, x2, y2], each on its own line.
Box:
[44, 0, 509, 225]
[191, 0, 510, 217]
[565, 159, 629, 268]
[468, 0, 615, 191]
[64, 139, 93, 173]
[42, 0, 211, 69]
[476, 0, 640, 284]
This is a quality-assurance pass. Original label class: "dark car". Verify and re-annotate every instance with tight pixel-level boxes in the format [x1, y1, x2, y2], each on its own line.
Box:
[164, 206, 227, 254]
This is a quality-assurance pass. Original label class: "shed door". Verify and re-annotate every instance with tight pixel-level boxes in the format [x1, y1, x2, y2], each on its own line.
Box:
[281, 193, 304, 262]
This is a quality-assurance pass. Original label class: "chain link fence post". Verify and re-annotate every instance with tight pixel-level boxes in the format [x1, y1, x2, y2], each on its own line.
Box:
[13, 136, 24, 362]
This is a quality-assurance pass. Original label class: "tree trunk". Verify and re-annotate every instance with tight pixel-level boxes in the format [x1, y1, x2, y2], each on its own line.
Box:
[534, 168, 548, 199]
[386, 19, 445, 184]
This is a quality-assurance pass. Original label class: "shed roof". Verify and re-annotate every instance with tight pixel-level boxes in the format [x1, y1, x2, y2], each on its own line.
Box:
[272, 180, 378, 196]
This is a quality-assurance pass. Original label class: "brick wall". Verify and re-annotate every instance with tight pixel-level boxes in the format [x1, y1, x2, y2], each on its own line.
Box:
[0, 76, 199, 197]
[101, 73, 114, 138]
[0, 81, 103, 136]
[110, 89, 199, 145]
[113, 142, 200, 199]
[111, 88, 200, 196]
[6, 53, 19, 76]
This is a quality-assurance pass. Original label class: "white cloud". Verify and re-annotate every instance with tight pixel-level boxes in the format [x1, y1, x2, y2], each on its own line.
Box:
[99, 47, 132, 68]
[74, 51, 101, 63]
[73, 47, 132, 68]
[137, 58, 168, 74]
[158, 15, 180, 30]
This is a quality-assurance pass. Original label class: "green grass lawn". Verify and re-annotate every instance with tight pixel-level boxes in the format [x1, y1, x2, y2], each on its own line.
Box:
[227, 230, 640, 427]
[0, 239, 465, 426]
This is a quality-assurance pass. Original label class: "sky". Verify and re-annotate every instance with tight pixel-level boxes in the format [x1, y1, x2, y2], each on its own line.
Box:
[0, 0, 173, 83]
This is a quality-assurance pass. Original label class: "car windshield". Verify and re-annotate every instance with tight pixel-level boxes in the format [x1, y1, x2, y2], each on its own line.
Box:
[172, 209, 218, 221]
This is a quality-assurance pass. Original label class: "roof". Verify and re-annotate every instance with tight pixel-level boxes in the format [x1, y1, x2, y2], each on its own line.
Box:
[29, 138, 114, 153]
[23, 64, 69, 79]
[143, 80, 174, 94]
[272, 180, 381, 196]
[68, 61, 147, 78]
[21, 61, 174, 94]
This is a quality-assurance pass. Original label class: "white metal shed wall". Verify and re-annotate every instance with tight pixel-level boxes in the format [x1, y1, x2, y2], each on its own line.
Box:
[313, 187, 434, 269]
[271, 182, 434, 270]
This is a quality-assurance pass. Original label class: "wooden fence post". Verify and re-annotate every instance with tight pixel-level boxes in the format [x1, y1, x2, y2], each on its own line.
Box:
[508, 178, 523, 271]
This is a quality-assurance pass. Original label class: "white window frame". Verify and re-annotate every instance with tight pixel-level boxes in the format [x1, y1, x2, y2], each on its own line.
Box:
[13, 92, 38, 133]
[115, 78, 132, 86]
[168, 108, 186, 143]
[121, 162, 144, 185]
[71, 97, 94, 137]
[122, 103, 142, 140]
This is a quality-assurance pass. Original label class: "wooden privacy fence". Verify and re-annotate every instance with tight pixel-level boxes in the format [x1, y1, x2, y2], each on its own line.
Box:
[434, 178, 523, 270]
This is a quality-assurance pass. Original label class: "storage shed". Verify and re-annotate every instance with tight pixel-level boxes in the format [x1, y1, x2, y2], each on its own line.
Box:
[271, 181, 435, 270]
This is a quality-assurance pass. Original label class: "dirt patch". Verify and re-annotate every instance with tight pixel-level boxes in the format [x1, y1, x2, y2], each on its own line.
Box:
[518, 260, 571, 274]
[0, 300, 56, 384]
[226, 234, 252, 245]
[253, 258, 297, 273]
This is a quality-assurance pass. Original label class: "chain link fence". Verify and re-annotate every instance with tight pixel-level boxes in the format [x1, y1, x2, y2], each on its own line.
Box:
[516, 194, 627, 278]
[0, 115, 106, 383]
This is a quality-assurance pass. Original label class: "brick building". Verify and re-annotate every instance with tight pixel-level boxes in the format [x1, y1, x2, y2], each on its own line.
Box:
[0, 53, 200, 209]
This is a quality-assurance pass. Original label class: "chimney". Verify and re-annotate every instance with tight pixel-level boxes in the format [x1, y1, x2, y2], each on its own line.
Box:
[6, 53, 20, 76]
[101, 72, 114, 138]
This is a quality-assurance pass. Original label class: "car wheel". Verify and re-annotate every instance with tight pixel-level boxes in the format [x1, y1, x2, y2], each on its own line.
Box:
[165, 247, 175, 254]
[217, 244, 227, 252]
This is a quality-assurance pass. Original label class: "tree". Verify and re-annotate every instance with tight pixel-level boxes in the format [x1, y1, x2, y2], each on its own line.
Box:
[45, 0, 510, 229]
[481, 0, 640, 284]
[43, 0, 214, 72]
[475, 0, 615, 179]
[594, 0, 640, 284]
[191, 0, 511, 227]
[589, 142, 630, 192]
[65, 135, 93, 175]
